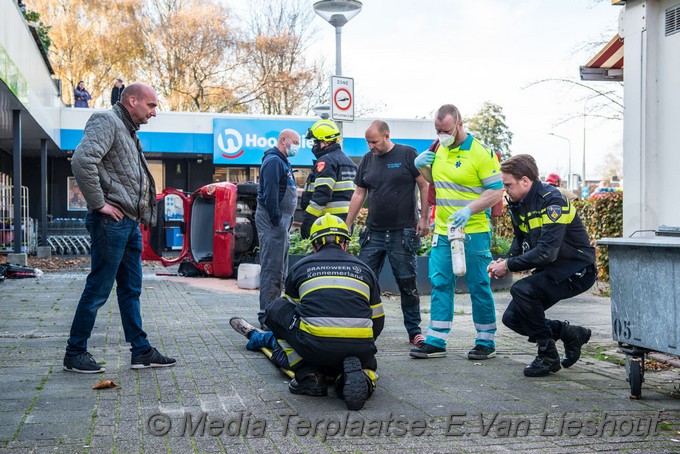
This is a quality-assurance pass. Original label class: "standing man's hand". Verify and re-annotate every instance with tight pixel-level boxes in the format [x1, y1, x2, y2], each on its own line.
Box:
[99, 203, 124, 221]
[416, 216, 430, 237]
[487, 258, 509, 280]
[448, 206, 472, 229]
[414, 151, 436, 169]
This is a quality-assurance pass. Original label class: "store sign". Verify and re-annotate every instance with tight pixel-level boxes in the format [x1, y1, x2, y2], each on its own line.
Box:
[213, 118, 315, 165]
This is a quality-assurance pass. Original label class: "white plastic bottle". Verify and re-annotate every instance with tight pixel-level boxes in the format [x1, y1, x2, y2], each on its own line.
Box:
[447, 222, 466, 276]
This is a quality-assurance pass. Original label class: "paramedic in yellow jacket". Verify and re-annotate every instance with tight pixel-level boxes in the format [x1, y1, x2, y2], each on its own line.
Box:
[411, 104, 504, 360]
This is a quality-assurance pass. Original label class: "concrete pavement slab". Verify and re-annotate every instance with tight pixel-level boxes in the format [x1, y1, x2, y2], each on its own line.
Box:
[0, 268, 679, 453]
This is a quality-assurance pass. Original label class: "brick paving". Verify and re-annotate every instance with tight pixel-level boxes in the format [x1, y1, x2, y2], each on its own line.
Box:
[0, 266, 679, 453]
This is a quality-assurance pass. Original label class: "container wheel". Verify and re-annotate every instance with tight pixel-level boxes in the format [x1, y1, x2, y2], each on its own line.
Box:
[626, 355, 643, 399]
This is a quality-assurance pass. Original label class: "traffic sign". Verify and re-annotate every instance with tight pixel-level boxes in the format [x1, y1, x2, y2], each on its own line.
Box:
[331, 76, 354, 121]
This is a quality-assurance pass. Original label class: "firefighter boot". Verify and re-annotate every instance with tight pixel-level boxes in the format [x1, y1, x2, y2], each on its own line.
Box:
[289, 372, 328, 397]
[524, 339, 561, 377]
[560, 320, 591, 368]
[341, 356, 370, 411]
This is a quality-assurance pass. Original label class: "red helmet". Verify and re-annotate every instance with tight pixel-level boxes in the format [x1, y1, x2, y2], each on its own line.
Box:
[546, 173, 561, 186]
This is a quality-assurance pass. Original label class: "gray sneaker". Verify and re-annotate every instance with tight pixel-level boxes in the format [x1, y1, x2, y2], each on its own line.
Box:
[63, 352, 105, 374]
[229, 317, 262, 339]
[131, 347, 176, 369]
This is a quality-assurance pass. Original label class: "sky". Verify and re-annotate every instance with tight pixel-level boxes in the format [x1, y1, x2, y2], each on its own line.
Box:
[230, 0, 624, 185]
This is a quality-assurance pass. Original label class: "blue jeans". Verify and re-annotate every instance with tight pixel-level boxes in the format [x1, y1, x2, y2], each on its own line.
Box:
[358, 228, 422, 337]
[66, 212, 151, 356]
[426, 231, 497, 349]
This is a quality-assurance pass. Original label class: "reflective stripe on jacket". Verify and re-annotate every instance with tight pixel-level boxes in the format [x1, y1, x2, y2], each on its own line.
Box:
[302, 143, 357, 217]
[284, 244, 384, 342]
[506, 181, 595, 283]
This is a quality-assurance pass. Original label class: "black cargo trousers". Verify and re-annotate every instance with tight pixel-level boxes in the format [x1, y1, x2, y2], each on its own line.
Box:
[265, 297, 378, 379]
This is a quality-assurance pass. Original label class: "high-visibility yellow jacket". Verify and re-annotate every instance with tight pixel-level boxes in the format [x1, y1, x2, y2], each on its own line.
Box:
[431, 134, 502, 235]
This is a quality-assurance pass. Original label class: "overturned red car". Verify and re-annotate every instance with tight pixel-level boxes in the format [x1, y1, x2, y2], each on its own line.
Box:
[141, 182, 259, 278]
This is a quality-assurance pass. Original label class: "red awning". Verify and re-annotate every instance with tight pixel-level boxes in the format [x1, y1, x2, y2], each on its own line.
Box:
[579, 34, 624, 81]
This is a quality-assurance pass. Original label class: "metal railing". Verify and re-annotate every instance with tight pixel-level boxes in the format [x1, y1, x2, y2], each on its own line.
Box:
[0, 174, 36, 253]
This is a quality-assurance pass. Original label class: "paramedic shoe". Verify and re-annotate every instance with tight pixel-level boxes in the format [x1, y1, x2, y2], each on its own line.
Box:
[409, 333, 426, 347]
[524, 339, 561, 377]
[342, 357, 370, 411]
[230, 317, 262, 339]
[409, 343, 447, 359]
[560, 321, 591, 368]
[289, 372, 327, 397]
[131, 347, 176, 369]
[63, 352, 105, 374]
[467, 345, 496, 360]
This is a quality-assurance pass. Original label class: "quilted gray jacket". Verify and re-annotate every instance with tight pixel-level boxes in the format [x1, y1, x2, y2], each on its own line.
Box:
[71, 104, 157, 226]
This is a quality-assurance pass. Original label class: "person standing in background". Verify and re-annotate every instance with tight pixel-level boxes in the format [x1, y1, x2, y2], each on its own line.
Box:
[345, 120, 429, 349]
[300, 119, 357, 238]
[255, 129, 301, 330]
[412, 104, 504, 360]
[73, 81, 92, 108]
[111, 78, 125, 106]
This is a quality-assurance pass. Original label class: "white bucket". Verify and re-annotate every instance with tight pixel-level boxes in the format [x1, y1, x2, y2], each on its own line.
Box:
[237, 264, 261, 289]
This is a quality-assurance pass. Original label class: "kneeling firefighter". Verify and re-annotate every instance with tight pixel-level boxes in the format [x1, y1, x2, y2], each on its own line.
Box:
[230, 214, 384, 410]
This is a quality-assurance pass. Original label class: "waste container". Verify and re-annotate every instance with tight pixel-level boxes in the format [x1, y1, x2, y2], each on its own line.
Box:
[598, 235, 680, 399]
[164, 227, 183, 250]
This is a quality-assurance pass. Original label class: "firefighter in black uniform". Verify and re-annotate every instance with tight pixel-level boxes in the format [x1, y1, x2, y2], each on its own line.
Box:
[230, 214, 384, 410]
[300, 119, 357, 238]
[487, 154, 596, 377]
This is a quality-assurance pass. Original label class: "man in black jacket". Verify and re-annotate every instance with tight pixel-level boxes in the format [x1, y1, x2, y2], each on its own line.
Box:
[110, 79, 125, 106]
[255, 129, 300, 329]
[300, 119, 357, 238]
[231, 214, 384, 411]
[487, 154, 595, 377]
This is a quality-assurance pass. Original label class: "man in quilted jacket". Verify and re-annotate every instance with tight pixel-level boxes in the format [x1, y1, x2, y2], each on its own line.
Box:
[64, 82, 176, 373]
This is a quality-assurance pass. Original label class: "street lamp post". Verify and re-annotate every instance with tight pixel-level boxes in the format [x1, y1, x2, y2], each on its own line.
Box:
[549, 133, 572, 191]
[313, 0, 363, 76]
[313, 0, 362, 131]
[581, 94, 599, 196]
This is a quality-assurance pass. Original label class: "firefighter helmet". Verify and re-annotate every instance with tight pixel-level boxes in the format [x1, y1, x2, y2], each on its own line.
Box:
[309, 213, 351, 246]
[306, 119, 342, 142]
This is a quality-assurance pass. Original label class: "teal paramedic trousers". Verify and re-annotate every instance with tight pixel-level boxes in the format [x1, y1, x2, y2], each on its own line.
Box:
[425, 231, 497, 349]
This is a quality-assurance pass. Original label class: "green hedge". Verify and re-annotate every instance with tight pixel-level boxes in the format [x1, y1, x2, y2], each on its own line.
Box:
[574, 192, 623, 282]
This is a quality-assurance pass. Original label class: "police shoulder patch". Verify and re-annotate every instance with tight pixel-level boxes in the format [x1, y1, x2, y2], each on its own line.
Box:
[546, 205, 562, 222]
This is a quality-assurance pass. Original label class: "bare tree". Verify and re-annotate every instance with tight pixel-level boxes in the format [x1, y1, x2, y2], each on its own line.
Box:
[239, 0, 328, 115]
[526, 78, 623, 127]
[139, 0, 246, 112]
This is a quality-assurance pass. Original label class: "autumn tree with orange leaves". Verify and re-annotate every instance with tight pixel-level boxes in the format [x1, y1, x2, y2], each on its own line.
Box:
[30, 0, 328, 114]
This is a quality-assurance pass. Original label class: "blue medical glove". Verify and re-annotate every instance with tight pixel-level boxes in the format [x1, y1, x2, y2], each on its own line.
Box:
[414, 151, 436, 169]
[448, 206, 472, 229]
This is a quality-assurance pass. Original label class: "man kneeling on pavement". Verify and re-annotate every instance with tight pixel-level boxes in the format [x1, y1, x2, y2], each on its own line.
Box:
[231, 214, 384, 410]
[487, 154, 596, 377]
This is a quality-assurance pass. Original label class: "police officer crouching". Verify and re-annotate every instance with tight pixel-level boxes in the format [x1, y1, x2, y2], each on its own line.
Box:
[230, 214, 384, 410]
[487, 154, 596, 377]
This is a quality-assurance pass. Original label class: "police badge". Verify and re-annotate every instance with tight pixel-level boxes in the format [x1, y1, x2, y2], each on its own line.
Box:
[546, 205, 562, 222]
